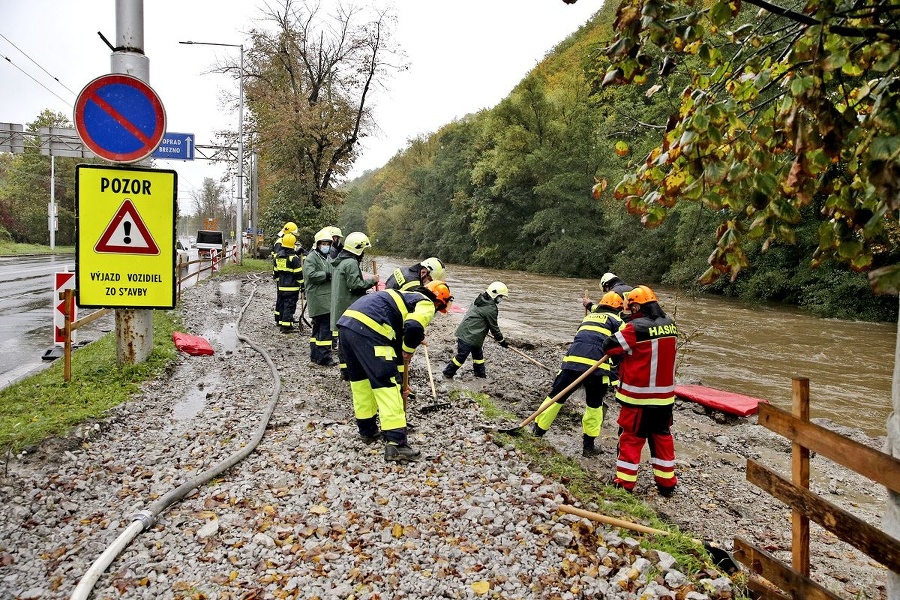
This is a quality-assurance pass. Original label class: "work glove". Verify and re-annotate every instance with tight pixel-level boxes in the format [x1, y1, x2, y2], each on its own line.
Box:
[498, 339, 509, 348]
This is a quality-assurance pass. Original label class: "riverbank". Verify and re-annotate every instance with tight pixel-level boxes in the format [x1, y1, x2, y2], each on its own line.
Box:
[0, 273, 889, 599]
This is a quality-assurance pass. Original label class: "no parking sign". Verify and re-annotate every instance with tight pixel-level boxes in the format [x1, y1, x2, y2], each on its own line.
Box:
[74, 73, 166, 163]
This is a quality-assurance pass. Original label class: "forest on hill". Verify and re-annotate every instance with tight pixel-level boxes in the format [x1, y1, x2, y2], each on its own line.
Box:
[340, 5, 898, 323]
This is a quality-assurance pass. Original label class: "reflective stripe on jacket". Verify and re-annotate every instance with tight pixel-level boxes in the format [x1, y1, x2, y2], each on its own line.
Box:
[603, 314, 677, 406]
[337, 289, 436, 355]
[274, 248, 303, 292]
[385, 264, 421, 291]
[562, 310, 624, 384]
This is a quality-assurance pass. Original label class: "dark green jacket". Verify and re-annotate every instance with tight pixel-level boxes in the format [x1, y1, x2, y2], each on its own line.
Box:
[303, 249, 332, 318]
[330, 251, 376, 330]
[455, 292, 504, 347]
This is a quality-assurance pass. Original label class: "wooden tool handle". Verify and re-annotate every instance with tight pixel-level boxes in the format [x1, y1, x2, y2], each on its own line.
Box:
[559, 504, 700, 543]
[518, 355, 610, 428]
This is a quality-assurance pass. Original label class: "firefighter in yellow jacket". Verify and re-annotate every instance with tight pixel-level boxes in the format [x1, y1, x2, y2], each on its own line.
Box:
[336, 281, 453, 462]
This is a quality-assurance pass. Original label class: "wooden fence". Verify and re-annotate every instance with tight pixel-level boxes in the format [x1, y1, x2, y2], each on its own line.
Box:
[734, 377, 900, 599]
[58, 246, 238, 381]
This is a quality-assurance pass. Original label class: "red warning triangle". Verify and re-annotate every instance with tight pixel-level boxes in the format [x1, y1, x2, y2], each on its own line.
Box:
[94, 199, 160, 255]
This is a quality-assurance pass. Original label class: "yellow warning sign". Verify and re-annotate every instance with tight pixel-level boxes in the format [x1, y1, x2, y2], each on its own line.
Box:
[76, 165, 177, 308]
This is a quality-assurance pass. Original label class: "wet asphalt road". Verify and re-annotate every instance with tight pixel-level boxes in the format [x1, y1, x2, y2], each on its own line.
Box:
[0, 250, 201, 390]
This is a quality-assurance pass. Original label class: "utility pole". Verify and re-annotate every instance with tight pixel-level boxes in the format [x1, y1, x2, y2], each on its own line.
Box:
[112, 0, 153, 364]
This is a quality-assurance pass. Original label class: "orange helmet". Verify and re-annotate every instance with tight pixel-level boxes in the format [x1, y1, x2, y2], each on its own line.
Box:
[625, 285, 658, 312]
[598, 291, 624, 311]
[424, 280, 453, 314]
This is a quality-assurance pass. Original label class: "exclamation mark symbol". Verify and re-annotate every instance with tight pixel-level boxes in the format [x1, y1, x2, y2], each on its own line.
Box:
[123, 221, 132, 245]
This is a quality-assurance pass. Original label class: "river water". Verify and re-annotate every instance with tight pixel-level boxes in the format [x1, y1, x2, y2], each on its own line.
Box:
[372, 256, 896, 437]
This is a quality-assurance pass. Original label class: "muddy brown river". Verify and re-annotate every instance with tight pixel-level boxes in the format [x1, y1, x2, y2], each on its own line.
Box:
[373, 256, 896, 437]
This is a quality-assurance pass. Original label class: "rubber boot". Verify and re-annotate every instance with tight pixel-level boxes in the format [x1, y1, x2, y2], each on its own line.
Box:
[582, 434, 602, 457]
[385, 443, 421, 462]
[531, 423, 548, 437]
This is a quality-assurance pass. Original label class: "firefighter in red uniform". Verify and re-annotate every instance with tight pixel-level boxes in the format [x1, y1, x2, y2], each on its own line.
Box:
[601, 285, 678, 496]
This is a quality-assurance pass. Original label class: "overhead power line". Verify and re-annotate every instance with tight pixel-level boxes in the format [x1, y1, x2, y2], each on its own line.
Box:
[0, 32, 77, 96]
[1, 53, 72, 108]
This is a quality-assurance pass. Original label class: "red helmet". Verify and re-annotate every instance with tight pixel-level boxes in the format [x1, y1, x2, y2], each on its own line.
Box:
[425, 280, 453, 314]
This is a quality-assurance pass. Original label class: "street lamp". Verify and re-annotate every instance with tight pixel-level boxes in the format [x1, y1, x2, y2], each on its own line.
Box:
[179, 40, 244, 263]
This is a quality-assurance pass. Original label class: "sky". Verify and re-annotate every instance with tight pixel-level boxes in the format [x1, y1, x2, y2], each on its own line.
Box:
[0, 0, 600, 221]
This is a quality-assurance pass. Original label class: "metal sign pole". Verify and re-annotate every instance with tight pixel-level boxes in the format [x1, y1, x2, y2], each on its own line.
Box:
[112, 0, 153, 365]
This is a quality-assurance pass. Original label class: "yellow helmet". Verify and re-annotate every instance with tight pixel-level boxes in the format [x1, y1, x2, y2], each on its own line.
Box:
[281, 232, 297, 249]
[343, 232, 371, 256]
[598, 291, 624, 311]
[486, 281, 508, 299]
[314, 228, 332, 244]
[421, 257, 446, 281]
[625, 285, 658, 312]
[282, 222, 298, 234]
[330, 226, 343, 239]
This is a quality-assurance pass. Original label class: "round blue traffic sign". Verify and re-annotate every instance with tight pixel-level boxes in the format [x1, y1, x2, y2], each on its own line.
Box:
[74, 74, 166, 163]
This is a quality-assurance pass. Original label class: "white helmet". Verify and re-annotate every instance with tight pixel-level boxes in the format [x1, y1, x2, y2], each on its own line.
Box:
[420, 257, 446, 281]
[343, 232, 371, 256]
[486, 281, 508, 299]
[330, 226, 343, 239]
[600, 272, 618, 290]
[314, 228, 332, 244]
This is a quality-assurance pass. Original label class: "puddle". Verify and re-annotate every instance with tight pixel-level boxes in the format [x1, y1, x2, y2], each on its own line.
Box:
[172, 387, 207, 421]
[220, 280, 241, 295]
[219, 323, 240, 353]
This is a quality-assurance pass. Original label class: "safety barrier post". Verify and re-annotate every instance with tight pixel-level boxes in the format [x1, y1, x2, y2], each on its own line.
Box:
[62, 289, 73, 382]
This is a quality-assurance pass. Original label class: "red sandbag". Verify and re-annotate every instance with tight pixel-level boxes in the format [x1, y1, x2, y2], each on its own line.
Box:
[172, 332, 215, 356]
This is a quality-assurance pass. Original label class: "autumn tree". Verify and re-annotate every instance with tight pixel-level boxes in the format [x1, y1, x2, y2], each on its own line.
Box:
[191, 177, 232, 233]
[244, 0, 403, 237]
[565, 0, 899, 591]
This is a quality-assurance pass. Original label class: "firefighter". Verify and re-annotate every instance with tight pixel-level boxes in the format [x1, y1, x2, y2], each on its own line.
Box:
[532, 292, 625, 457]
[385, 257, 447, 291]
[601, 285, 678, 496]
[442, 281, 509, 380]
[328, 226, 344, 259]
[304, 228, 334, 365]
[273, 232, 303, 333]
[331, 232, 378, 375]
[583, 272, 633, 313]
[271, 221, 298, 266]
[337, 281, 453, 462]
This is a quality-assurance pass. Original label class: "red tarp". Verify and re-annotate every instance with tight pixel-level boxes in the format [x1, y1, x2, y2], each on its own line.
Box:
[172, 332, 215, 356]
[675, 384, 769, 417]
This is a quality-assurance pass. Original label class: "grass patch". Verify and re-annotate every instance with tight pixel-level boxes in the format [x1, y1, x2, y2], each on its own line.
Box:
[0, 242, 74, 255]
[469, 388, 745, 588]
[0, 309, 182, 453]
[219, 258, 270, 276]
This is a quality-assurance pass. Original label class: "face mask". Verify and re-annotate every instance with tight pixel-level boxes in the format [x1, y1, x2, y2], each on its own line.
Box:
[320, 244, 331, 254]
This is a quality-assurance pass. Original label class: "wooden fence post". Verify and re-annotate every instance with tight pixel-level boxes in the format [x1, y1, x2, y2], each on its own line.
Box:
[792, 376, 811, 576]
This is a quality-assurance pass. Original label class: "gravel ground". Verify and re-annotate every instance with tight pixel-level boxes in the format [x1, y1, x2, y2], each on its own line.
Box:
[0, 273, 890, 599]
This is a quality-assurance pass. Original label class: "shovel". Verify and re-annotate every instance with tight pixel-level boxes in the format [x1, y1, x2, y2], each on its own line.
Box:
[496, 354, 610, 435]
[419, 344, 450, 413]
[558, 504, 740, 573]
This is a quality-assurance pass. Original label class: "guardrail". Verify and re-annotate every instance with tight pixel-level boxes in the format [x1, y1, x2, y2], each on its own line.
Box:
[57, 245, 239, 381]
[733, 377, 900, 599]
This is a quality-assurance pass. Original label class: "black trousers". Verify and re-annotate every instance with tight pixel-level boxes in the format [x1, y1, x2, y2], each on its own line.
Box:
[309, 313, 333, 364]
[443, 338, 486, 378]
